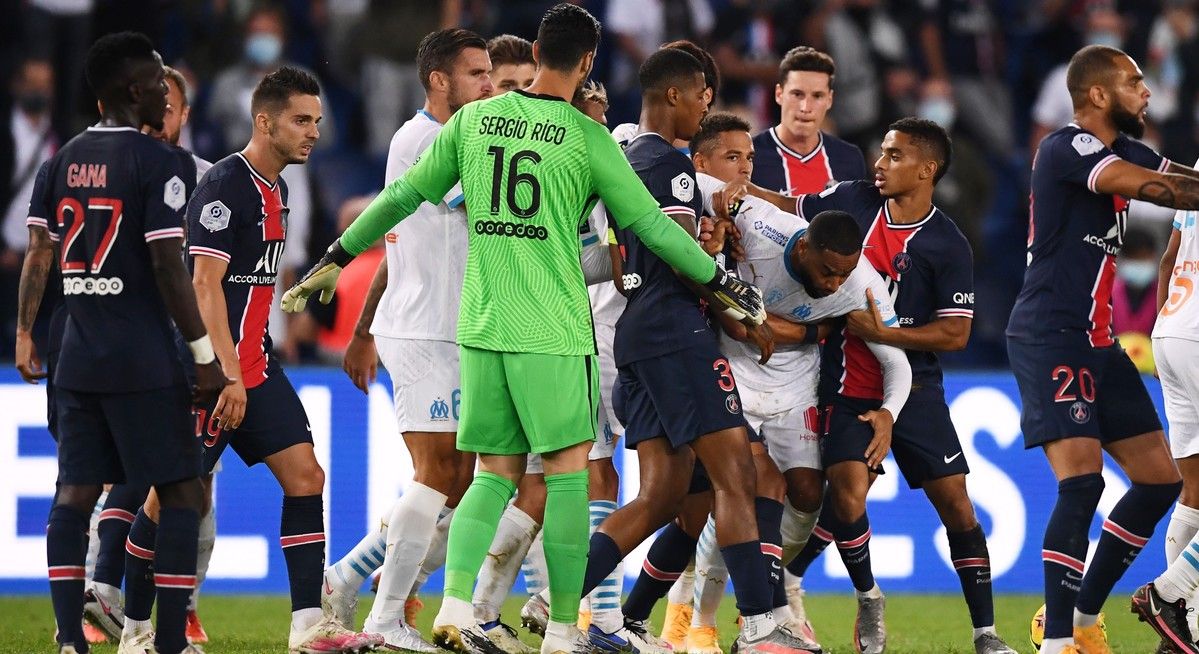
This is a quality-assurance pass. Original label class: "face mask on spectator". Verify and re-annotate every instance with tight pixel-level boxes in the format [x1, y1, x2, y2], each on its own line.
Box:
[16, 92, 50, 115]
[1118, 260, 1157, 288]
[245, 33, 283, 66]
[918, 97, 956, 130]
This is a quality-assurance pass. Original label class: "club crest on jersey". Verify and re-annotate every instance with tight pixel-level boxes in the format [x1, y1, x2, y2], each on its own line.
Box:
[430, 397, 451, 421]
[200, 200, 231, 232]
[725, 393, 740, 414]
[765, 288, 785, 305]
[893, 252, 913, 274]
[1069, 401, 1091, 424]
[164, 175, 186, 210]
[671, 173, 694, 202]
[791, 304, 813, 320]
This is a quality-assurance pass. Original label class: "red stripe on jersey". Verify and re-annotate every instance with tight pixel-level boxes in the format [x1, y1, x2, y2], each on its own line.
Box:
[773, 130, 834, 195]
[250, 176, 287, 241]
[863, 206, 925, 280]
[236, 285, 274, 388]
[1087, 253, 1117, 347]
[840, 331, 884, 399]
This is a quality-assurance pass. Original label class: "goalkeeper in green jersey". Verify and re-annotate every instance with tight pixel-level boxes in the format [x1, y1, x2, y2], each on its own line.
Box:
[282, 5, 764, 654]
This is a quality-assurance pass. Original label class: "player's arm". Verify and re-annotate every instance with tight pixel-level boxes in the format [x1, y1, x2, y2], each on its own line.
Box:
[341, 258, 386, 394]
[1165, 160, 1199, 180]
[713, 177, 796, 214]
[14, 224, 54, 383]
[860, 337, 911, 468]
[1159, 225, 1183, 313]
[1092, 159, 1199, 210]
[191, 255, 246, 428]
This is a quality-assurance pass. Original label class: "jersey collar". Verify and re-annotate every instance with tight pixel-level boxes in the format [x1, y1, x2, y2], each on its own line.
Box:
[882, 201, 937, 229]
[235, 152, 278, 189]
[769, 127, 825, 162]
[783, 228, 807, 284]
[87, 125, 141, 133]
[514, 89, 567, 102]
[417, 109, 441, 125]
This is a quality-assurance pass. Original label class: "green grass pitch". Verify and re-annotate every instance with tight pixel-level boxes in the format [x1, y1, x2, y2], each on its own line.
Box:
[0, 593, 1165, 653]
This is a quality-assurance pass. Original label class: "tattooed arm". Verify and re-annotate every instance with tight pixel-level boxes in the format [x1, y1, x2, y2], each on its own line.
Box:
[1165, 161, 1199, 180]
[15, 226, 54, 382]
[1094, 159, 1199, 210]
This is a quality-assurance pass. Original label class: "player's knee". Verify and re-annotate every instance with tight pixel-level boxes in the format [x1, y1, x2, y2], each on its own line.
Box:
[786, 476, 824, 513]
[283, 460, 325, 496]
[588, 459, 619, 500]
[935, 493, 978, 533]
[830, 490, 866, 523]
[154, 477, 205, 512]
[55, 484, 103, 515]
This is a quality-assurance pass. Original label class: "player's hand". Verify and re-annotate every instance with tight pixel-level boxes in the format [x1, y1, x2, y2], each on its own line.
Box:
[847, 288, 887, 342]
[746, 320, 775, 364]
[714, 179, 750, 209]
[699, 216, 735, 257]
[343, 333, 378, 394]
[860, 408, 894, 468]
[14, 330, 46, 383]
[705, 268, 766, 326]
[193, 360, 234, 407]
[212, 374, 247, 430]
[281, 241, 354, 313]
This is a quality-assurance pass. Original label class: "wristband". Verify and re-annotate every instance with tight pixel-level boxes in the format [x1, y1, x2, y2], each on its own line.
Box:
[188, 334, 216, 365]
[801, 324, 821, 345]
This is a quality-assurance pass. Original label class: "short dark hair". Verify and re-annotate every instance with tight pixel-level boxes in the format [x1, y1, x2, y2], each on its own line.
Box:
[639, 48, 704, 94]
[488, 34, 534, 68]
[662, 40, 720, 97]
[250, 65, 321, 115]
[778, 46, 835, 88]
[163, 65, 189, 108]
[1067, 44, 1127, 109]
[84, 31, 157, 102]
[806, 210, 863, 256]
[888, 117, 953, 183]
[536, 3, 601, 73]
[417, 28, 488, 92]
[690, 112, 752, 155]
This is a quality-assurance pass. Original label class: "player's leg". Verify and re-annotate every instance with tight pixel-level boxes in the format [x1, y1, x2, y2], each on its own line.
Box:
[584, 453, 622, 636]
[474, 465, 544, 654]
[689, 514, 727, 654]
[771, 403, 824, 643]
[186, 472, 215, 645]
[84, 483, 149, 641]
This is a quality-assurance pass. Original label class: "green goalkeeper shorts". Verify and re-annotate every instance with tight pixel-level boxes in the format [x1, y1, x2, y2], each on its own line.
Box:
[457, 345, 599, 456]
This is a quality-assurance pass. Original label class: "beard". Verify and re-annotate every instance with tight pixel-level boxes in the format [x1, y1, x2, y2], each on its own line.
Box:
[1112, 104, 1145, 139]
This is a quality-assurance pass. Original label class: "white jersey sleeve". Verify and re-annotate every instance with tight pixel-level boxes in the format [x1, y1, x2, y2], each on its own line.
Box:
[370, 112, 469, 341]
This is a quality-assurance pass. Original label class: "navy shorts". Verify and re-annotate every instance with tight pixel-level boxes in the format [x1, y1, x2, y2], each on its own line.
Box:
[617, 343, 748, 450]
[55, 384, 200, 486]
[193, 370, 312, 472]
[1008, 336, 1162, 448]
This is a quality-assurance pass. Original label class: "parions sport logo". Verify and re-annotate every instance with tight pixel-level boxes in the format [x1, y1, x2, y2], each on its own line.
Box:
[475, 220, 548, 240]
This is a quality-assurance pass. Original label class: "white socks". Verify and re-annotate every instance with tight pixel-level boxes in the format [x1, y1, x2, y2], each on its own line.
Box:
[369, 483, 448, 625]
[692, 516, 727, 628]
[780, 502, 819, 563]
[191, 505, 216, 611]
[587, 500, 623, 634]
[474, 504, 540, 623]
[1166, 503, 1199, 563]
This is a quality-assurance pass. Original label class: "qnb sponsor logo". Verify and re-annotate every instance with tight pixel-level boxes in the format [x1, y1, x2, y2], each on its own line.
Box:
[622, 273, 642, 290]
[953, 292, 974, 305]
[63, 276, 124, 295]
[475, 220, 548, 240]
[226, 274, 277, 285]
[1082, 233, 1121, 255]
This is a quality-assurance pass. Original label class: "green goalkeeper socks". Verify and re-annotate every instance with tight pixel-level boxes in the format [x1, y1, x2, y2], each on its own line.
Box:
[543, 469, 591, 624]
[443, 472, 517, 603]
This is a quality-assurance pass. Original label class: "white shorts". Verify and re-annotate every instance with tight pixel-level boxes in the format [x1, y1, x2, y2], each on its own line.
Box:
[1154, 336, 1199, 459]
[740, 382, 821, 472]
[526, 453, 544, 475]
[376, 336, 460, 433]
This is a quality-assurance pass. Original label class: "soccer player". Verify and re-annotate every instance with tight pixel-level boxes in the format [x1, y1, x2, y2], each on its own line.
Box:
[130, 66, 377, 654]
[1007, 44, 1199, 654]
[1133, 156, 1199, 652]
[328, 29, 493, 652]
[489, 35, 536, 94]
[751, 47, 866, 196]
[779, 118, 1018, 654]
[281, 6, 765, 654]
[14, 32, 229, 654]
[83, 63, 217, 646]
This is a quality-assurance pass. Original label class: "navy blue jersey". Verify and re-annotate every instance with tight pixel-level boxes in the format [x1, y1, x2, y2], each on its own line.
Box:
[1008, 124, 1167, 346]
[186, 153, 289, 388]
[32, 126, 196, 393]
[750, 129, 868, 196]
[24, 160, 65, 357]
[612, 133, 711, 367]
[799, 180, 974, 391]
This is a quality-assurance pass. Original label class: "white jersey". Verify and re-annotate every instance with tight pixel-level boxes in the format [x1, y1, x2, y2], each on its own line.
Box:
[1154, 158, 1199, 342]
[370, 111, 467, 341]
[697, 173, 910, 415]
[583, 201, 626, 326]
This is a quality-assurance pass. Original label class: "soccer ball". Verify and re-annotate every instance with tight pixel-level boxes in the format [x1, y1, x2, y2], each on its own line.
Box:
[1119, 331, 1155, 374]
[1029, 604, 1107, 650]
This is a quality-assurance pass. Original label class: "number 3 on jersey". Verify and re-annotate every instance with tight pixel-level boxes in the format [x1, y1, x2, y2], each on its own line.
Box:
[56, 196, 124, 274]
[487, 146, 541, 218]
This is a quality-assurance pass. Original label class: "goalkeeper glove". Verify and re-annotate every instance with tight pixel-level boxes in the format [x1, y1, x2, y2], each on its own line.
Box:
[705, 267, 766, 326]
[281, 240, 355, 313]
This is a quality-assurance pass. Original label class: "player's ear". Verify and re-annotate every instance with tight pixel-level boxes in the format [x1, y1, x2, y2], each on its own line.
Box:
[578, 50, 595, 80]
[253, 110, 271, 135]
[181, 103, 191, 126]
[922, 159, 937, 182]
[1088, 84, 1108, 110]
[774, 84, 783, 107]
[665, 85, 679, 107]
[429, 69, 448, 94]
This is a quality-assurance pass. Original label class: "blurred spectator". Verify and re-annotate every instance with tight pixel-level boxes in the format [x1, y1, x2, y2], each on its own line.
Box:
[604, 0, 714, 122]
[207, 4, 337, 154]
[22, 0, 92, 135]
[1113, 227, 1162, 336]
[358, 0, 461, 155]
[708, 0, 810, 124]
[2, 59, 57, 254]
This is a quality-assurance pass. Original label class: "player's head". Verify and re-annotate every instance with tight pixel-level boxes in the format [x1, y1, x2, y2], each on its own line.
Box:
[488, 34, 535, 94]
[795, 210, 862, 298]
[690, 112, 754, 183]
[85, 31, 168, 131]
[250, 66, 322, 164]
[1067, 44, 1150, 138]
[12, 58, 54, 117]
[662, 40, 720, 108]
[418, 28, 493, 112]
[572, 80, 608, 125]
[875, 117, 952, 196]
[775, 47, 835, 142]
[243, 4, 287, 68]
[534, 3, 601, 88]
[639, 48, 708, 141]
[149, 66, 191, 146]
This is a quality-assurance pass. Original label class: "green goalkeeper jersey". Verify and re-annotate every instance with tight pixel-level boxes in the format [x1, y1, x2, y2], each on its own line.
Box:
[341, 89, 717, 356]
